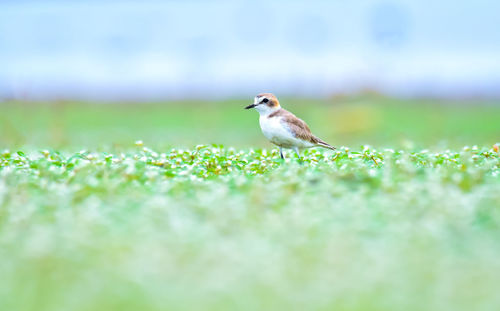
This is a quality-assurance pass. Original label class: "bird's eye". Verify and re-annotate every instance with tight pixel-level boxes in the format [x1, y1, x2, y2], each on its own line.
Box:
[262, 98, 269, 103]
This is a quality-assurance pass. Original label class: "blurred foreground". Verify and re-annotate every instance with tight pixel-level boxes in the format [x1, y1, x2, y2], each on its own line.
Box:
[2, 96, 499, 150]
[0, 146, 499, 311]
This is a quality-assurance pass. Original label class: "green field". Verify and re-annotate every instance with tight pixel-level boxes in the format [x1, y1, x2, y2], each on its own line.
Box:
[2, 96, 500, 149]
[1, 97, 500, 310]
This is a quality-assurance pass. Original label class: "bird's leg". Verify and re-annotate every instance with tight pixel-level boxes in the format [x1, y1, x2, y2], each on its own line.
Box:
[293, 147, 303, 164]
[279, 147, 285, 160]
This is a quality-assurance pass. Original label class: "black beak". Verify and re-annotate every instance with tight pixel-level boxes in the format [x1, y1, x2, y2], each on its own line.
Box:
[245, 104, 256, 109]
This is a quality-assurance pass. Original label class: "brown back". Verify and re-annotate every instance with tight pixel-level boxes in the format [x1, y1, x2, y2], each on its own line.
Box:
[268, 108, 321, 144]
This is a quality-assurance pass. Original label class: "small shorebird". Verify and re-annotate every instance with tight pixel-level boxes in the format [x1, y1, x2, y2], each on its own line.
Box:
[245, 93, 335, 160]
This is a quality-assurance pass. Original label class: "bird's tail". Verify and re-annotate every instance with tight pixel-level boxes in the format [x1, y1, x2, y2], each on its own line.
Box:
[314, 137, 336, 150]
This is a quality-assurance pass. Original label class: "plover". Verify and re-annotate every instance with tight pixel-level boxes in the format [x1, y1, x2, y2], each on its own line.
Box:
[245, 93, 335, 159]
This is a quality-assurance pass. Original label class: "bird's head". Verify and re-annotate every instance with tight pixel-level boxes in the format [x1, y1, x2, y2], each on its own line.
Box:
[245, 93, 280, 115]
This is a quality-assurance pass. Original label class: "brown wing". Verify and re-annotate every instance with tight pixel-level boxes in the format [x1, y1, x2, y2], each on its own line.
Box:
[269, 109, 316, 143]
[269, 108, 336, 150]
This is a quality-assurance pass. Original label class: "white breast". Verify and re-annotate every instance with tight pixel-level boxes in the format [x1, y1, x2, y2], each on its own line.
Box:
[259, 116, 314, 149]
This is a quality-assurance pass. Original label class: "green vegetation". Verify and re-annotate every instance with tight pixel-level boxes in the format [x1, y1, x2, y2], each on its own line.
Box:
[0, 143, 499, 311]
[2, 96, 500, 149]
[1, 97, 499, 310]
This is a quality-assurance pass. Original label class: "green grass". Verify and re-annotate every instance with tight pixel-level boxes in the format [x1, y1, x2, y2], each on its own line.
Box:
[2, 96, 500, 149]
[1, 97, 500, 310]
[0, 144, 499, 311]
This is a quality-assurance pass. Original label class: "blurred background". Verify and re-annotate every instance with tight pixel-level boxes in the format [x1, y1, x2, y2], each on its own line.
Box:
[1, 0, 499, 149]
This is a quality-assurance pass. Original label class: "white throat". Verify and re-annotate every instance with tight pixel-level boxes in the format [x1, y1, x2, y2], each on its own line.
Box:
[255, 104, 279, 116]
[252, 97, 280, 117]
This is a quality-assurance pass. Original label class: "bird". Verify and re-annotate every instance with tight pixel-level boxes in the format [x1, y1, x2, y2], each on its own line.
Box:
[245, 93, 335, 160]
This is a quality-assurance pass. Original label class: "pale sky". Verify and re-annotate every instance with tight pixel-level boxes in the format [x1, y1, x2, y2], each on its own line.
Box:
[1, 0, 499, 99]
